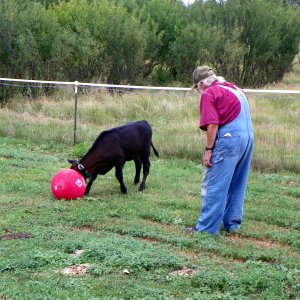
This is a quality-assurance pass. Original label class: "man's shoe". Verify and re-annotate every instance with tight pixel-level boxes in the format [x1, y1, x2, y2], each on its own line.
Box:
[224, 225, 240, 234]
[185, 226, 196, 234]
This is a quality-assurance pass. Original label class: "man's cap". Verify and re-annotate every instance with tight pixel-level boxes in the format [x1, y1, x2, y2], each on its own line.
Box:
[192, 66, 215, 88]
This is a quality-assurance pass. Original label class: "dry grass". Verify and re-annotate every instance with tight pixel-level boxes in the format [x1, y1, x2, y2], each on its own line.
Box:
[0, 64, 300, 171]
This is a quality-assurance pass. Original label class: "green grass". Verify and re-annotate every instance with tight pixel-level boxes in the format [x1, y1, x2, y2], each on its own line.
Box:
[0, 64, 300, 298]
[0, 84, 300, 172]
[0, 137, 299, 299]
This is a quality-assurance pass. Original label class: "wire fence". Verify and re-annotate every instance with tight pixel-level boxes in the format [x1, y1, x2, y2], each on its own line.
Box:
[1, 77, 300, 145]
[2, 77, 300, 93]
[1, 77, 300, 172]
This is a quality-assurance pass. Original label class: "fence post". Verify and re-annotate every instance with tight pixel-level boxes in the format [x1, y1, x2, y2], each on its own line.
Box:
[73, 81, 79, 144]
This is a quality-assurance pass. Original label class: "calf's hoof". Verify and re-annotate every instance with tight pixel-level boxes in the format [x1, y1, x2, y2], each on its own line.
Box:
[138, 184, 146, 192]
[121, 187, 128, 194]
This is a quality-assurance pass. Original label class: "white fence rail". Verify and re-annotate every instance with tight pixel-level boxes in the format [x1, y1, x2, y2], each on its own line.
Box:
[1, 77, 300, 94]
[1, 78, 300, 144]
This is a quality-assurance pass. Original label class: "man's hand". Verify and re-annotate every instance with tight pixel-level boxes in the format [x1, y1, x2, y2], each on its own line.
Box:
[203, 150, 212, 167]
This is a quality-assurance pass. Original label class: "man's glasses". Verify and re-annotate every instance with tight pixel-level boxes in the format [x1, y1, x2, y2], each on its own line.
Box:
[194, 81, 202, 89]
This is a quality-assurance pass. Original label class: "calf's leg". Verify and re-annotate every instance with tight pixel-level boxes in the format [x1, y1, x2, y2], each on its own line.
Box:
[85, 174, 97, 195]
[139, 157, 150, 192]
[134, 158, 142, 184]
[115, 163, 127, 194]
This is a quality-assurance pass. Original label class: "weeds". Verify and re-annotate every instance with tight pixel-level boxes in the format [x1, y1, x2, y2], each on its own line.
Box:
[0, 137, 299, 298]
[1, 87, 300, 172]
[0, 68, 300, 298]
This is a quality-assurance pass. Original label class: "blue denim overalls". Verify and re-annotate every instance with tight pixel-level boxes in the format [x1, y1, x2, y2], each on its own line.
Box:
[195, 85, 254, 235]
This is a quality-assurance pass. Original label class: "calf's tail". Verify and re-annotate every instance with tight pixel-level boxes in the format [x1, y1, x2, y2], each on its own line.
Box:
[151, 142, 159, 157]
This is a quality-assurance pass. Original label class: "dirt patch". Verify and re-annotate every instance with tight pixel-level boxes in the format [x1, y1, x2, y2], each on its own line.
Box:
[136, 237, 162, 243]
[1, 155, 12, 160]
[59, 263, 90, 276]
[69, 226, 96, 233]
[247, 221, 289, 234]
[226, 235, 275, 248]
[283, 180, 300, 188]
[167, 267, 198, 277]
[147, 220, 174, 230]
[0, 232, 32, 240]
[70, 249, 85, 257]
[174, 247, 245, 265]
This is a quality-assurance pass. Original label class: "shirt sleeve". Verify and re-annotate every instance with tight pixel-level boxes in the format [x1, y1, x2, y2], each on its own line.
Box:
[199, 91, 219, 131]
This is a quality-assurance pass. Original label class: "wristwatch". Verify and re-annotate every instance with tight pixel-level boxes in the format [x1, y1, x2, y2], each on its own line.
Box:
[205, 146, 214, 151]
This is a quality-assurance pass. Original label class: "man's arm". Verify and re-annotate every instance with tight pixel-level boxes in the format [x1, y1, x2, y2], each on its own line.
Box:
[203, 124, 218, 167]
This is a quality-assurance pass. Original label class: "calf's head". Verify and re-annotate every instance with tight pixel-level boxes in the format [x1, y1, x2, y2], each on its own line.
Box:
[67, 159, 90, 179]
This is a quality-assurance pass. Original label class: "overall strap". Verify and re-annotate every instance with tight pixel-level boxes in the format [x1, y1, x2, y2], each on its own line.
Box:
[218, 85, 248, 111]
[218, 84, 253, 134]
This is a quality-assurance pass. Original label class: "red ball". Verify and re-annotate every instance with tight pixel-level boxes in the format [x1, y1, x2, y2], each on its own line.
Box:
[51, 169, 86, 200]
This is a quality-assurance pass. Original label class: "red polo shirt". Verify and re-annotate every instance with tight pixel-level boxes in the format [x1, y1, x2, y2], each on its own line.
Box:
[199, 81, 241, 131]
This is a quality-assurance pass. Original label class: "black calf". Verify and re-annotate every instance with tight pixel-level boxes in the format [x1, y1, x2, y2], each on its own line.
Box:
[68, 120, 159, 195]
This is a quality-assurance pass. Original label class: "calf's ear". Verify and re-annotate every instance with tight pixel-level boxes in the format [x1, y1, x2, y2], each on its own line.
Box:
[67, 159, 77, 164]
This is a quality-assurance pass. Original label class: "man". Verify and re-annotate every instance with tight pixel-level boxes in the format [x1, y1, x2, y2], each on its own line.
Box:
[188, 66, 254, 235]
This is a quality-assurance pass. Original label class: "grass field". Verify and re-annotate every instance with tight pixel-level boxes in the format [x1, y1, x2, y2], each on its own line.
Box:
[0, 137, 299, 299]
[0, 64, 300, 299]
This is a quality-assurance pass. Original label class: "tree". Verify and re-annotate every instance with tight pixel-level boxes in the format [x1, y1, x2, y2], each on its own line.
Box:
[184, 0, 300, 86]
[0, 0, 64, 100]
[51, 0, 151, 84]
[1, 0, 299, 100]
[121, 0, 187, 80]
